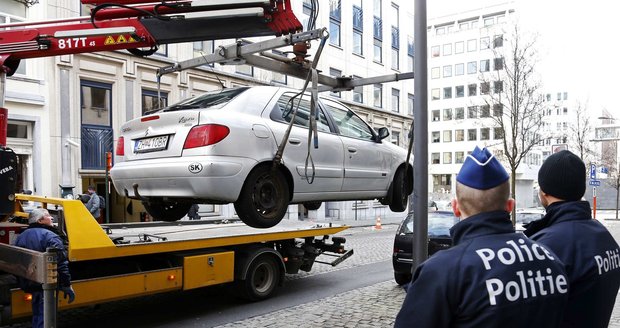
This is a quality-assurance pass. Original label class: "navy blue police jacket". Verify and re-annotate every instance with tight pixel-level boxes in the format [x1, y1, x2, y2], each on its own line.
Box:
[14, 224, 71, 292]
[395, 211, 568, 328]
[524, 201, 620, 328]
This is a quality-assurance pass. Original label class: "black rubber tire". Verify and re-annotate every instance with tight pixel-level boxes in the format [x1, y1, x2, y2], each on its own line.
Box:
[394, 272, 412, 286]
[303, 201, 322, 211]
[237, 255, 281, 301]
[389, 168, 409, 212]
[234, 166, 289, 228]
[142, 201, 191, 222]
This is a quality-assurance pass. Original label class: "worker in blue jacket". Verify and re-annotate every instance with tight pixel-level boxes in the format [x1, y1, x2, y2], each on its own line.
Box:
[524, 150, 620, 327]
[395, 146, 569, 328]
[14, 208, 75, 328]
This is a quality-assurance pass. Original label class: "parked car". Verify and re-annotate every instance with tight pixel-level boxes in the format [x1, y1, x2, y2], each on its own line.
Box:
[515, 208, 545, 232]
[111, 86, 413, 228]
[392, 211, 459, 285]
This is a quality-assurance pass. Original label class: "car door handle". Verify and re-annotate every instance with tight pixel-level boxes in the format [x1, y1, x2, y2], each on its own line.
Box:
[289, 138, 301, 145]
[347, 147, 357, 153]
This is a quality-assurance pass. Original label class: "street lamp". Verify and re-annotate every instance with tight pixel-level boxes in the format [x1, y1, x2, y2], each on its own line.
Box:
[595, 116, 619, 219]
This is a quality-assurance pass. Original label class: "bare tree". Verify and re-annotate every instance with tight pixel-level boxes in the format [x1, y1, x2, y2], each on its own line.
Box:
[481, 25, 545, 225]
[568, 101, 597, 163]
[601, 140, 620, 219]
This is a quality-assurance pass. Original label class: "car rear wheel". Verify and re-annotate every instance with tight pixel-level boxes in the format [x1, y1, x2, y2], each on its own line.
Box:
[389, 167, 409, 212]
[303, 201, 322, 211]
[394, 272, 412, 286]
[234, 166, 290, 228]
[142, 201, 191, 222]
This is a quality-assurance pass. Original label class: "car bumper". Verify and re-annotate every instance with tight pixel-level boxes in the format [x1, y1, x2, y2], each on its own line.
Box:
[110, 156, 257, 202]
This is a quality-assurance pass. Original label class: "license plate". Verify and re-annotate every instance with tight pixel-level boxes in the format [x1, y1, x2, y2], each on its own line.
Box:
[134, 135, 169, 153]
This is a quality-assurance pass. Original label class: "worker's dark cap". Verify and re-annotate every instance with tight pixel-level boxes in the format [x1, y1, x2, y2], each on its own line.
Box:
[538, 150, 585, 201]
[457, 146, 509, 190]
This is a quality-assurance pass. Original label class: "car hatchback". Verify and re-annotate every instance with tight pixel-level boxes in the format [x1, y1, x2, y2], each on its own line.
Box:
[111, 86, 412, 228]
[392, 211, 459, 285]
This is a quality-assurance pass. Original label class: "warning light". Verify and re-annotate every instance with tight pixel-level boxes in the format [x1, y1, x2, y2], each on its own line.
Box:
[167, 274, 176, 281]
[23, 294, 32, 302]
[283, 257, 288, 262]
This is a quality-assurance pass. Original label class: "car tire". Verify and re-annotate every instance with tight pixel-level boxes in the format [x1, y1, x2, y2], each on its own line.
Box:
[394, 272, 412, 286]
[142, 201, 191, 222]
[236, 255, 281, 301]
[389, 167, 409, 212]
[234, 166, 289, 228]
[303, 201, 322, 211]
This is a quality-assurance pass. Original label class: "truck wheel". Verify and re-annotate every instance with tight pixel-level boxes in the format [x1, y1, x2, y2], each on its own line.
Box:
[303, 201, 322, 211]
[394, 272, 412, 286]
[234, 166, 289, 228]
[143, 201, 191, 222]
[389, 167, 409, 212]
[238, 255, 281, 301]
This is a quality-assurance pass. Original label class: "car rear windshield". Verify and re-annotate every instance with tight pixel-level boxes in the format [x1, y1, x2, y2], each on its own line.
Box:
[401, 212, 458, 237]
[149, 87, 249, 114]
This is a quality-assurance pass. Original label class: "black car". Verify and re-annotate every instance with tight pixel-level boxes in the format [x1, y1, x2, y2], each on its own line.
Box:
[392, 211, 459, 285]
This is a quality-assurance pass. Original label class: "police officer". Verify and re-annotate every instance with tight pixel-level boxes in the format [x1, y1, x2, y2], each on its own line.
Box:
[395, 147, 568, 328]
[524, 150, 620, 327]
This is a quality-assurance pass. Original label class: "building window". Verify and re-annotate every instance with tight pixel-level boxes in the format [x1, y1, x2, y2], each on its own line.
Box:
[373, 0, 382, 63]
[443, 108, 453, 121]
[353, 3, 363, 55]
[407, 35, 414, 72]
[443, 87, 452, 99]
[80, 80, 113, 170]
[431, 153, 440, 164]
[455, 151, 465, 163]
[352, 75, 363, 103]
[155, 44, 168, 57]
[443, 65, 452, 77]
[480, 105, 490, 117]
[468, 129, 477, 141]
[468, 106, 478, 119]
[493, 104, 503, 117]
[455, 63, 464, 76]
[432, 131, 440, 143]
[443, 43, 452, 56]
[455, 41, 464, 54]
[443, 152, 452, 164]
[431, 88, 440, 100]
[455, 129, 464, 141]
[480, 59, 490, 72]
[480, 36, 490, 49]
[484, 17, 494, 26]
[494, 127, 504, 139]
[390, 3, 399, 70]
[272, 50, 288, 84]
[480, 82, 490, 95]
[81, 81, 111, 126]
[142, 89, 168, 114]
[563, 92, 568, 100]
[193, 40, 214, 66]
[329, 67, 342, 98]
[432, 110, 440, 121]
[431, 67, 440, 79]
[455, 107, 464, 120]
[407, 93, 414, 115]
[456, 85, 464, 98]
[431, 45, 440, 57]
[467, 61, 477, 74]
[494, 81, 503, 93]
[392, 130, 400, 146]
[391, 88, 400, 113]
[433, 174, 452, 191]
[467, 39, 477, 52]
[236, 40, 254, 76]
[373, 84, 383, 108]
[481, 128, 490, 140]
[1, 13, 27, 74]
[329, 0, 341, 46]
[493, 35, 503, 48]
[468, 84, 477, 96]
[436, 27, 445, 35]
[494, 57, 504, 70]
[443, 130, 452, 142]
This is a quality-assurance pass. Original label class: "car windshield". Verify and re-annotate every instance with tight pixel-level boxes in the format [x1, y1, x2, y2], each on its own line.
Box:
[401, 211, 459, 237]
[147, 87, 248, 114]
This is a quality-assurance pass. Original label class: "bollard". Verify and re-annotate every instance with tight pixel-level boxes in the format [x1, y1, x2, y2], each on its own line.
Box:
[43, 248, 58, 328]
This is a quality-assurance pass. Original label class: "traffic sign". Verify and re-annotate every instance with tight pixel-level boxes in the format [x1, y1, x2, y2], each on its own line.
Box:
[590, 164, 597, 179]
[589, 180, 601, 186]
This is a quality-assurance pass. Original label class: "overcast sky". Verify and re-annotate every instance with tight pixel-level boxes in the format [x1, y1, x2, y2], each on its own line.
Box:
[428, 0, 620, 118]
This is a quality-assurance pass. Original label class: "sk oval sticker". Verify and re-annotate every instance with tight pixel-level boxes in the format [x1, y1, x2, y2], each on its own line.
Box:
[188, 163, 203, 174]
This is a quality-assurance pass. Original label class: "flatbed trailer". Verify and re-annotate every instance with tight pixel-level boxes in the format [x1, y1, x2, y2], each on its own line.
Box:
[0, 194, 352, 323]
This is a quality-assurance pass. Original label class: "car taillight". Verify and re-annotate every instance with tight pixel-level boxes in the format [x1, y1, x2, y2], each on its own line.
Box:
[116, 137, 125, 156]
[183, 124, 230, 149]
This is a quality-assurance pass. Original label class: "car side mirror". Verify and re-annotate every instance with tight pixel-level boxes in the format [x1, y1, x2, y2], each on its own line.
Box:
[376, 127, 390, 141]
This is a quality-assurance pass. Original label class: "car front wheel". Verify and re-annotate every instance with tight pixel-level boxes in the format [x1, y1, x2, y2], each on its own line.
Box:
[234, 166, 290, 228]
[142, 201, 191, 222]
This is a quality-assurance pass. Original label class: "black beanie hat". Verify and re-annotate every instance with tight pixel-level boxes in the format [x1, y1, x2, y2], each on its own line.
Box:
[538, 150, 586, 201]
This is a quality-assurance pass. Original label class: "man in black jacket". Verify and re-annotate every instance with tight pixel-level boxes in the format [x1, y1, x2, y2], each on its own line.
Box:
[395, 146, 568, 328]
[525, 150, 620, 327]
[14, 208, 75, 328]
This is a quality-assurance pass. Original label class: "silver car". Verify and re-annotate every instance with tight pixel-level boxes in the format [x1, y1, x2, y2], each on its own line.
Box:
[111, 86, 412, 228]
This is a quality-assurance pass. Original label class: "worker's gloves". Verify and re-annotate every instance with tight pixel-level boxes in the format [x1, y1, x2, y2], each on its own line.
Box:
[60, 286, 75, 304]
